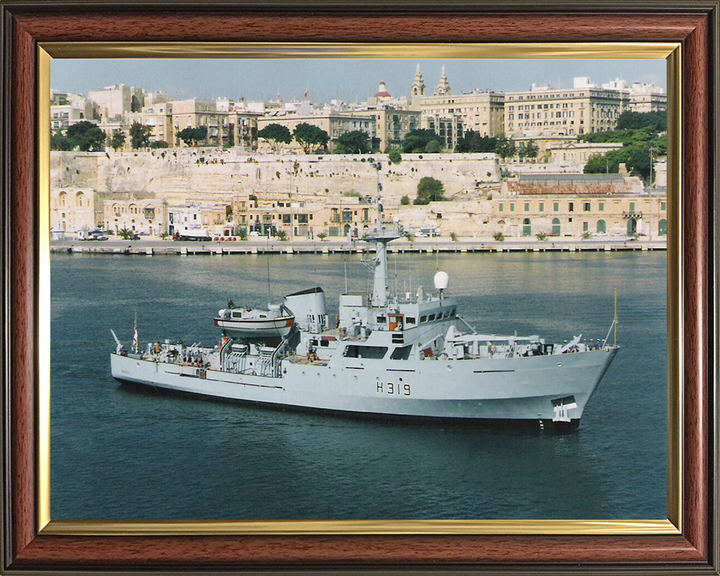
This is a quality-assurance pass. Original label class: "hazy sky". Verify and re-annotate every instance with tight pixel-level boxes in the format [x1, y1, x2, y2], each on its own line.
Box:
[52, 59, 666, 103]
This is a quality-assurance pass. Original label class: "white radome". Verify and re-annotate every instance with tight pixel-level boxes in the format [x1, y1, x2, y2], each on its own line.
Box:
[434, 271, 450, 291]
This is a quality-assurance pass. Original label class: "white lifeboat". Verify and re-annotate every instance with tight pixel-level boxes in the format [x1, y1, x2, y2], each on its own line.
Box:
[214, 304, 295, 340]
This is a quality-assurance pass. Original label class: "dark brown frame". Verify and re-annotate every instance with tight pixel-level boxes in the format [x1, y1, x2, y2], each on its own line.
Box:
[1, 1, 718, 573]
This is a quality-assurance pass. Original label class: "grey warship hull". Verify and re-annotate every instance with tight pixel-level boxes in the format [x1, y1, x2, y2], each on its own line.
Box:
[112, 338, 617, 426]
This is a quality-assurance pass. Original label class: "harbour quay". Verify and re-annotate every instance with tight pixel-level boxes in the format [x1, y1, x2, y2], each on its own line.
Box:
[50, 237, 667, 256]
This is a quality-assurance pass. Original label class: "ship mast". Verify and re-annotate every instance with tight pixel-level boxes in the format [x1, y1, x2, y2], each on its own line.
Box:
[367, 162, 399, 308]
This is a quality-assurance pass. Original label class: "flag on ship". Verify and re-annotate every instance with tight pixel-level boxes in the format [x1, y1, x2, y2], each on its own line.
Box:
[132, 313, 138, 354]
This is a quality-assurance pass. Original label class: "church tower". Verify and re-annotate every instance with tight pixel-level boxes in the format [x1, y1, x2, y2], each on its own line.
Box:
[434, 65, 451, 96]
[411, 63, 426, 101]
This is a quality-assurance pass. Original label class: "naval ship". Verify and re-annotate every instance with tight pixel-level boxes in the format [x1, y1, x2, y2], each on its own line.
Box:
[111, 181, 619, 430]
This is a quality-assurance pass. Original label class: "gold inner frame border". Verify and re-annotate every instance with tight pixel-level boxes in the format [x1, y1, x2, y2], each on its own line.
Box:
[37, 41, 682, 537]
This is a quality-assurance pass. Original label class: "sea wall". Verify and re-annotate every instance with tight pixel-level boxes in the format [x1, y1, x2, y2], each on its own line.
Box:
[51, 149, 501, 208]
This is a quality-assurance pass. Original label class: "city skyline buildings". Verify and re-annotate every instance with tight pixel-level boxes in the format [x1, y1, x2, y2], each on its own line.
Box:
[51, 58, 666, 104]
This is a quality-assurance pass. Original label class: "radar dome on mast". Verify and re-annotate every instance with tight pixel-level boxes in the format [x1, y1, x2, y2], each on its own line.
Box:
[434, 271, 449, 292]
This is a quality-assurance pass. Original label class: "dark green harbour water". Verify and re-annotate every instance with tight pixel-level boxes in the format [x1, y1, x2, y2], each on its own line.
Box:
[50, 251, 666, 520]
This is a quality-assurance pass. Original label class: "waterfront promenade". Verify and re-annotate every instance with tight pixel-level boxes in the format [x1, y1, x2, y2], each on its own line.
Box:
[51, 236, 667, 256]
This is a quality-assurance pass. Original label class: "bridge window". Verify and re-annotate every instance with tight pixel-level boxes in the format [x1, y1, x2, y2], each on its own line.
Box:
[390, 346, 413, 360]
[344, 345, 388, 359]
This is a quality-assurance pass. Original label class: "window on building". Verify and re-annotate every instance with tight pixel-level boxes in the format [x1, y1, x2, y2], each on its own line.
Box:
[552, 218, 561, 236]
[510, 203, 515, 212]
[661, 201, 666, 210]
[523, 218, 531, 236]
[524, 202, 530, 212]
[583, 222, 589, 232]
[553, 202, 559, 212]
[539, 202, 544, 212]
[499, 203, 504, 212]
[568, 202, 574, 212]
[629, 202, 636, 212]
[599, 202, 605, 211]
[583, 202, 591, 212]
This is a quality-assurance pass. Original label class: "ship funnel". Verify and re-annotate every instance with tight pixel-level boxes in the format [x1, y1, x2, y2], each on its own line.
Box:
[434, 271, 449, 292]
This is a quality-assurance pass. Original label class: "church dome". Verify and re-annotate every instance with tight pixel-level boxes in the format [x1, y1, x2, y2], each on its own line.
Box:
[374, 81, 391, 98]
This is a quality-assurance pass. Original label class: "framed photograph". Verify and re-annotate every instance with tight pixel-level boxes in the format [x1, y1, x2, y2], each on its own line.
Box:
[1, 1, 717, 573]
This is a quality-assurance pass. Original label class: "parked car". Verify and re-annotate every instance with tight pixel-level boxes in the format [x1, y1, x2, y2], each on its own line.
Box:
[87, 230, 108, 241]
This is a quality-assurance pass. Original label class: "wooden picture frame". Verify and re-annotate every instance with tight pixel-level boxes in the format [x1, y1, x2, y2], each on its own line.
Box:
[1, 1, 717, 573]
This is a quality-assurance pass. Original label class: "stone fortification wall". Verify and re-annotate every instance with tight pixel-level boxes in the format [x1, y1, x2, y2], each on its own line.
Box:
[51, 149, 500, 208]
[399, 200, 495, 238]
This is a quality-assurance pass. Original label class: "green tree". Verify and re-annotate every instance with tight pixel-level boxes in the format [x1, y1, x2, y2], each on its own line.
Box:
[176, 126, 208, 147]
[455, 130, 497, 153]
[50, 130, 73, 151]
[257, 123, 292, 152]
[414, 177, 446, 205]
[109, 129, 126, 151]
[625, 146, 653, 181]
[334, 130, 372, 154]
[616, 110, 666, 132]
[388, 150, 402, 164]
[402, 129, 443, 153]
[523, 139, 539, 160]
[149, 140, 169, 149]
[129, 122, 152, 149]
[584, 153, 618, 174]
[495, 135, 517, 160]
[292, 123, 330, 154]
[66, 121, 106, 152]
[425, 140, 441, 153]
[400, 195, 410, 206]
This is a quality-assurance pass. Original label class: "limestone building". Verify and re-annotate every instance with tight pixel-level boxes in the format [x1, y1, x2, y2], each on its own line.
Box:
[504, 77, 630, 139]
[171, 98, 229, 147]
[365, 108, 421, 152]
[50, 92, 96, 131]
[547, 142, 625, 166]
[51, 188, 97, 236]
[89, 84, 145, 120]
[494, 173, 667, 238]
[138, 101, 174, 146]
[412, 65, 505, 150]
[602, 79, 667, 113]
[101, 193, 169, 237]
